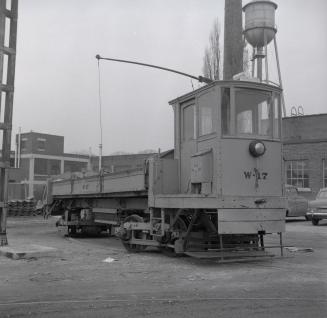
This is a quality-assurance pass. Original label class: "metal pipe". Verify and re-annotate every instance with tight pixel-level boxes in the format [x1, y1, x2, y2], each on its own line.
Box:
[99, 143, 102, 172]
[251, 48, 255, 78]
[264, 30, 269, 83]
[279, 232, 284, 257]
[257, 48, 263, 81]
[17, 126, 21, 168]
[14, 133, 17, 168]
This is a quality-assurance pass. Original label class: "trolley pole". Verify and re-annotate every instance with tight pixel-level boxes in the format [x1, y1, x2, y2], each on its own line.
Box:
[0, 0, 19, 246]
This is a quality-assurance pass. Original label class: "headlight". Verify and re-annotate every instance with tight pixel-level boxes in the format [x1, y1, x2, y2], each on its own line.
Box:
[249, 140, 266, 157]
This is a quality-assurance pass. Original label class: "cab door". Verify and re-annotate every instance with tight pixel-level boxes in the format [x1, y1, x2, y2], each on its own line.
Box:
[180, 102, 196, 193]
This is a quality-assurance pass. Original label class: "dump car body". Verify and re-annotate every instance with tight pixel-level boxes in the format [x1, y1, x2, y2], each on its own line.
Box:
[51, 168, 147, 198]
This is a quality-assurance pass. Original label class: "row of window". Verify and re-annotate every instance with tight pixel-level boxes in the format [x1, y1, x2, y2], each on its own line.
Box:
[34, 158, 87, 176]
[182, 88, 280, 141]
[286, 159, 327, 188]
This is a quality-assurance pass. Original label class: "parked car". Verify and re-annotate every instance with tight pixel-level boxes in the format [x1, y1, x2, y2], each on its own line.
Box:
[285, 184, 309, 219]
[306, 188, 327, 225]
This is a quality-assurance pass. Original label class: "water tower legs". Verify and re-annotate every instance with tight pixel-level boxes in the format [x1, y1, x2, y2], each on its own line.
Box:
[256, 48, 264, 81]
[273, 37, 286, 116]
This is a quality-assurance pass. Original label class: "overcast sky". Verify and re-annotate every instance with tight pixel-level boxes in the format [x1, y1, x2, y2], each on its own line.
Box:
[13, 0, 327, 155]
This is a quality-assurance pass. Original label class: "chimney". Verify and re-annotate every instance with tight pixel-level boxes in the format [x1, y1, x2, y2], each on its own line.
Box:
[223, 0, 243, 80]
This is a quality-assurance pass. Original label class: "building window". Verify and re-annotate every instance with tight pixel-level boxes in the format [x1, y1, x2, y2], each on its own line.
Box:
[21, 138, 27, 151]
[323, 159, 327, 188]
[286, 160, 309, 188]
[37, 138, 46, 151]
[34, 158, 47, 175]
[64, 160, 87, 173]
[49, 159, 61, 175]
[34, 158, 60, 176]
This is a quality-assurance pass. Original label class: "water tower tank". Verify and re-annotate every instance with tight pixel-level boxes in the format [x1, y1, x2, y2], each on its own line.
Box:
[243, 0, 277, 48]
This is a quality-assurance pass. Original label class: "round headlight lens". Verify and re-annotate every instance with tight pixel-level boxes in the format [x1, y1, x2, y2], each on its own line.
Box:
[249, 140, 266, 157]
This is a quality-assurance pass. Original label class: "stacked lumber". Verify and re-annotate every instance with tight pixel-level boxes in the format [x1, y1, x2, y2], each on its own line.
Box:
[7, 199, 37, 217]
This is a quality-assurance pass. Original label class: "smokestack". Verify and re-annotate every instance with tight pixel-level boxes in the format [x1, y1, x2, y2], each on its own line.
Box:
[223, 0, 243, 80]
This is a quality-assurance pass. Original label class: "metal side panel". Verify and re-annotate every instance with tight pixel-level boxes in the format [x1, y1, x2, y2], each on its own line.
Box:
[102, 172, 146, 193]
[52, 181, 72, 196]
[218, 209, 285, 234]
[73, 178, 99, 194]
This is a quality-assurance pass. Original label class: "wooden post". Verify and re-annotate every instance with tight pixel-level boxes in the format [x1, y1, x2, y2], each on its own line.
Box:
[0, 0, 18, 246]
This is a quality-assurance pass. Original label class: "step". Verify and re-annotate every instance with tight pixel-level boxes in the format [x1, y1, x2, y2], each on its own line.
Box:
[185, 249, 274, 260]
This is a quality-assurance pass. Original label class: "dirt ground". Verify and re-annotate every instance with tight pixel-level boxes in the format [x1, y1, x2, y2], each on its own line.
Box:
[0, 217, 326, 318]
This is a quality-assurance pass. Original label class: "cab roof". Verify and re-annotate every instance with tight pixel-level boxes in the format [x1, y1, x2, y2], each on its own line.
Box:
[169, 80, 282, 106]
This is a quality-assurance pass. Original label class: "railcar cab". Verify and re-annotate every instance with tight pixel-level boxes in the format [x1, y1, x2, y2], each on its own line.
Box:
[170, 80, 283, 198]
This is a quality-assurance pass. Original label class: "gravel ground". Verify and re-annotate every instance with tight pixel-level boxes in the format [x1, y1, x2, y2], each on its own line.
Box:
[0, 217, 326, 317]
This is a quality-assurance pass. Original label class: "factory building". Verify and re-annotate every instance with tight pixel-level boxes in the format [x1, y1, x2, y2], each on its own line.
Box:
[8, 132, 89, 200]
[282, 113, 327, 200]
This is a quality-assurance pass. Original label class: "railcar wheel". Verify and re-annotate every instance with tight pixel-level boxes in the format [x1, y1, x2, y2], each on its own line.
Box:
[312, 218, 319, 226]
[68, 225, 77, 236]
[81, 226, 102, 236]
[159, 216, 187, 257]
[120, 215, 147, 252]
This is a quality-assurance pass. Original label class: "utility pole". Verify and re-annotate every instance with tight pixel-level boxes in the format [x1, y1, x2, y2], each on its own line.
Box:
[0, 0, 18, 246]
[223, 0, 243, 80]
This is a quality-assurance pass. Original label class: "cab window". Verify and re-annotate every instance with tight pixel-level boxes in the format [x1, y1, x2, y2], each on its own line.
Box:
[273, 94, 280, 138]
[199, 106, 213, 135]
[183, 104, 195, 141]
[235, 89, 272, 137]
[198, 92, 216, 136]
[221, 87, 231, 135]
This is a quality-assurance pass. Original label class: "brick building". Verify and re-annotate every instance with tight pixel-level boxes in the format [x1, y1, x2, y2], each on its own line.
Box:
[283, 113, 327, 200]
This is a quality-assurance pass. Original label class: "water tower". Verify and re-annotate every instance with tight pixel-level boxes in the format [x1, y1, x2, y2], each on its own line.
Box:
[243, 0, 285, 114]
